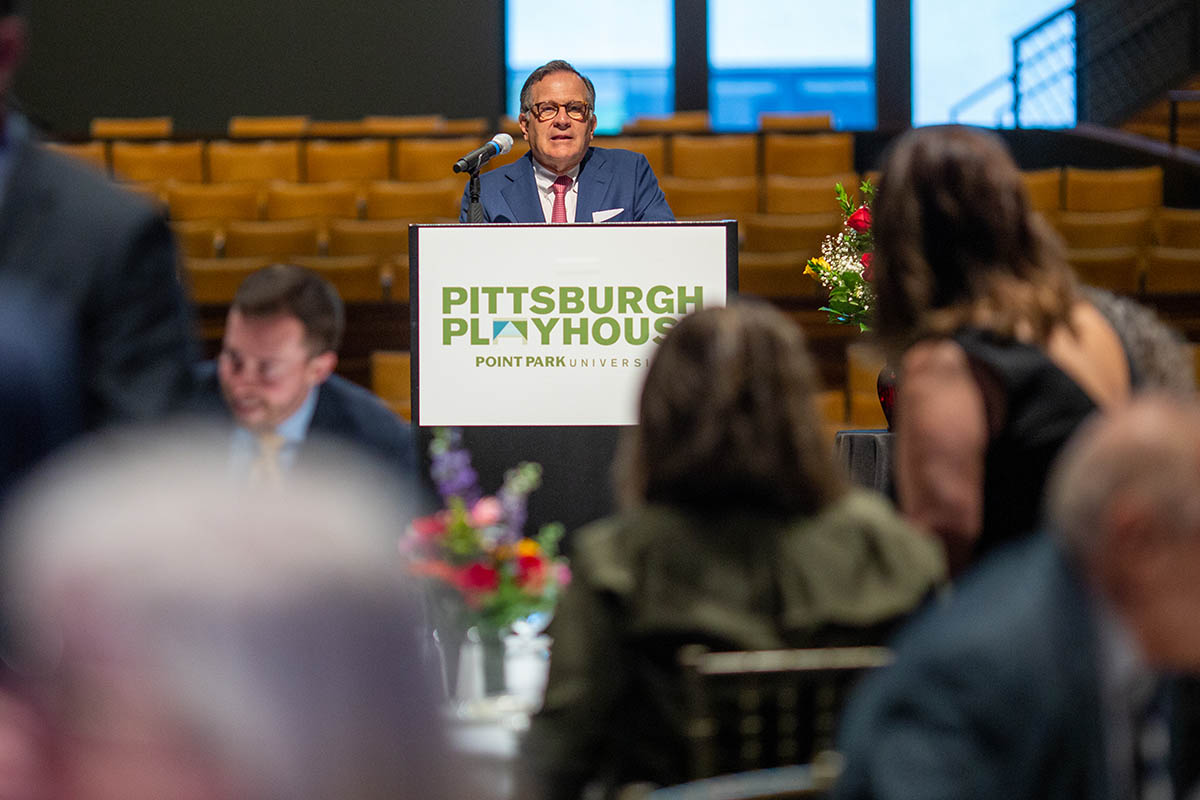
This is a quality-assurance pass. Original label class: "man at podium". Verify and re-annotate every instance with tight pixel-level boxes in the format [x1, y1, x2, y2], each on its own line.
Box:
[460, 60, 675, 224]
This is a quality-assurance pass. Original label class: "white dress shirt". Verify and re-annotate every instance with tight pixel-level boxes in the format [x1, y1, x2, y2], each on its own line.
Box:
[532, 159, 582, 223]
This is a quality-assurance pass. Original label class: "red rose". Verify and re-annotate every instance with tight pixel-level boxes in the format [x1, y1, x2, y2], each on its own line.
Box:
[860, 251, 874, 282]
[457, 562, 499, 593]
[516, 554, 547, 591]
[847, 205, 872, 232]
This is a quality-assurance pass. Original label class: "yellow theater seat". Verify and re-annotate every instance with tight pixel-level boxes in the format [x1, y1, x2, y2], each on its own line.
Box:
[670, 134, 758, 179]
[208, 140, 302, 184]
[1063, 166, 1162, 212]
[763, 133, 854, 178]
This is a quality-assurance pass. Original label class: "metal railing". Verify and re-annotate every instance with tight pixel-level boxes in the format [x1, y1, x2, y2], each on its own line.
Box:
[1012, 4, 1076, 128]
[949, 3, 1075, 128]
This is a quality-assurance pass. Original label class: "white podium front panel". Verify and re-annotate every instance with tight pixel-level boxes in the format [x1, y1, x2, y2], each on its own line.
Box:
[414, 223, 731, 426]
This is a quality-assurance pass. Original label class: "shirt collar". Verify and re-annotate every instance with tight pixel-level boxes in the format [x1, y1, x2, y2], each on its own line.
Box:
[235, 385, 320, 444]
[276, 385, 320, 442]
[532, 157, 582, 195]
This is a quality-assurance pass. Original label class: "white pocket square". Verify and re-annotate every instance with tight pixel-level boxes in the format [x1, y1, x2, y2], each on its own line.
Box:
[592, 208, 624, 223]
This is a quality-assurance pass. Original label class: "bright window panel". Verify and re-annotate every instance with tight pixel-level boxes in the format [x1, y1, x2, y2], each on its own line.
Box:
[506, 0, 674, 135]
[708, 0, 875, 131]
[914, 0, 1076, 127]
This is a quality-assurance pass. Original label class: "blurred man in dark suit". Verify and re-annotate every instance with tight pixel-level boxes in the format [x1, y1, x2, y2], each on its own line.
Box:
[835, 395, 1200, 800]
[0, 1, 194, 430]
[189, 264, 416, 483]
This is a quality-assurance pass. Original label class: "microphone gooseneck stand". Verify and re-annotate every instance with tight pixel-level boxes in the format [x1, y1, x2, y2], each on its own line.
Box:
[466, 169, 485, 223]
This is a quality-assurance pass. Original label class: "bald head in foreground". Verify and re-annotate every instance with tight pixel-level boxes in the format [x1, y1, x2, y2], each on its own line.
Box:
[0, 427, 451, 800]
[835, 396, 1200, 800]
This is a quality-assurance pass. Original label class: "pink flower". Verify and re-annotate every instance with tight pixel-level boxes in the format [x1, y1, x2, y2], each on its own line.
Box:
[860, 252, 874, 282]
[556, 563, 572, 587]
[469, 496, 503, 527]
[847, 205, 872, 232]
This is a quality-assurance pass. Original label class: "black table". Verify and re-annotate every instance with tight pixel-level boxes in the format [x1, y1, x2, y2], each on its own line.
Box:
[834, 429, 894, 495]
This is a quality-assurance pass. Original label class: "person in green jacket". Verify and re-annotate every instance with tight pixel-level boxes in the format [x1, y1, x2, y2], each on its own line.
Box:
[518, 300, 947, 800]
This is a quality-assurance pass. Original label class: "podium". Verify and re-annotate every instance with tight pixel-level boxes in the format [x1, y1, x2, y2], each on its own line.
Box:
[410, 221, 737, 541]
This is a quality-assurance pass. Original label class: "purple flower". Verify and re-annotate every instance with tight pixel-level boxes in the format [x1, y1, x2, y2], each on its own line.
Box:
[497, 486, 527, 544]
[429, 429, 482, 505]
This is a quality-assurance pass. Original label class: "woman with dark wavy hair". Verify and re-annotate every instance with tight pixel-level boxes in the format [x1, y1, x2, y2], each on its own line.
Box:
[517, 301, 945, 800]
[872, 125, 1131, 574]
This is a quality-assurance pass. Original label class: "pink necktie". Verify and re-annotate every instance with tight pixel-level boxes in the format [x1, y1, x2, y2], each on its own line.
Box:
[550, 175, 572, 223]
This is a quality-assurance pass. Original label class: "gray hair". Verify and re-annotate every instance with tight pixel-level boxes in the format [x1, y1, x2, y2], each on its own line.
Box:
[518, 59, 596, 114]
[4, 425, 453, 800]
[1047, 395, 1200, 559]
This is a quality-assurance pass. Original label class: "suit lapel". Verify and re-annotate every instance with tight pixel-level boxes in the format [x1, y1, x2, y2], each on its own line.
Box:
[498, 154, 544, 223]
[574, 147, 610, 222]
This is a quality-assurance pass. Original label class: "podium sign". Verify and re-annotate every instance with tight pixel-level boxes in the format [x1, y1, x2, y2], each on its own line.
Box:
[412, 222, 735, 426]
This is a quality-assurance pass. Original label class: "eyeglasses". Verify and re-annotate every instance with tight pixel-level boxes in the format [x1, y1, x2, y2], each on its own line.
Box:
[526, 101, 592, 123]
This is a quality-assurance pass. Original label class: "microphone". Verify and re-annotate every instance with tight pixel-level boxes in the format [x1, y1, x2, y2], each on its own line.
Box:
[453, 133, 514, 174]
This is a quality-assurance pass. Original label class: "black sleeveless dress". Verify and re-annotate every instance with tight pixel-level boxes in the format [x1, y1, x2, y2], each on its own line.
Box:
[952, 328, 1101, 559]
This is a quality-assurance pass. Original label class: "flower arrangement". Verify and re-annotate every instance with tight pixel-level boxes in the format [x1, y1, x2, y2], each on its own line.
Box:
[402, 428, 569, 635]
[804, 180, 876, 331]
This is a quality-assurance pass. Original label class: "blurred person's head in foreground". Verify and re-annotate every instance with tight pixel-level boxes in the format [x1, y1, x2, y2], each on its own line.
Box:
[1049, 394, 1200, 670]
[872, 124, 1075, 354]
[1, 425, 452, 800]
[217, 264, 343, 434]
[618, 300, 844, 515]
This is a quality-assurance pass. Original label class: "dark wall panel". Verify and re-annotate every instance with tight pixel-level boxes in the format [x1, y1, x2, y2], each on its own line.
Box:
[14, 0, 504, 136]
[1076, 0, 1194, 125]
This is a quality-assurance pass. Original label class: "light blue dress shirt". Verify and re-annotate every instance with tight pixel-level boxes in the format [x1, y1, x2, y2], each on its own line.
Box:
[228, 387, 319, 480]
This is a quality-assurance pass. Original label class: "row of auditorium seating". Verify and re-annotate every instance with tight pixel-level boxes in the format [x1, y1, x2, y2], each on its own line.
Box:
[164, 180, 461, 221]
[1066, 245, 1200, 295]
[176, 220, 410, 277]
[737, 165, 1200, 302]
[49, 138, 511, 185]
[48, 132, 861, 187]
[87, 110, 833, 141]
[183, 253, 403, 306]
[149, 163, 1185, 241]
[89, 115, 490, 140]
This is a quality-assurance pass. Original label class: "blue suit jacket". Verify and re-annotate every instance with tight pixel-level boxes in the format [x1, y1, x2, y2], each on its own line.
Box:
[834, 534, 1109, 800]
[459, 147, 675, 223]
